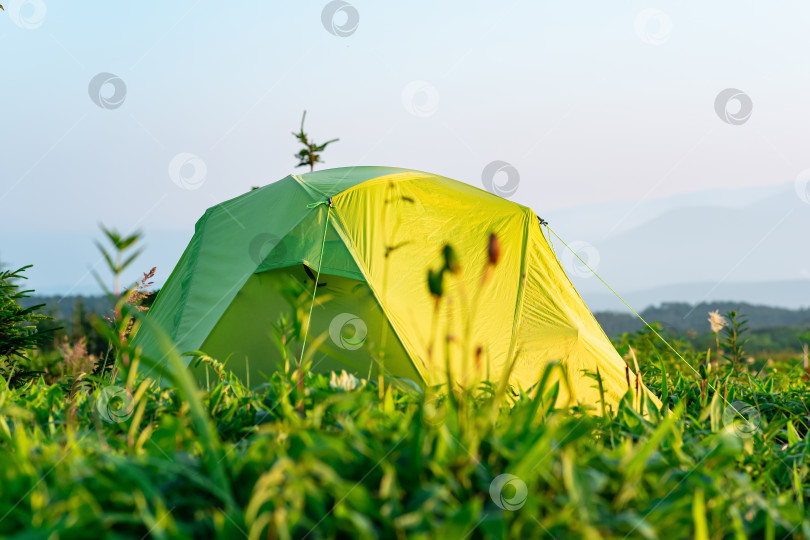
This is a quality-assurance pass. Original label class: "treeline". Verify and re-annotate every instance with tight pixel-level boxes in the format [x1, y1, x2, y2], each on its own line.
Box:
[24, 295, 810, 356]
[596, 301, 810, 335]
[596, 301, 810, 355]
[22, 292, 157, 356]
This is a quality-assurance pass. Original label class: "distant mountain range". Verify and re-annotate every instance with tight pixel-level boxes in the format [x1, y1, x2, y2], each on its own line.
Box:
[546, 180, 809, 311]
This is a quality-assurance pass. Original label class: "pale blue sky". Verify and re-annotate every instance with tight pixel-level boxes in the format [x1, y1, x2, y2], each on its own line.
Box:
[2, 1, 810, 294]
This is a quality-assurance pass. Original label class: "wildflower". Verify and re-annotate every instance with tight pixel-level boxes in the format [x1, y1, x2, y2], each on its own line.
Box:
[329, 370, 363, 391]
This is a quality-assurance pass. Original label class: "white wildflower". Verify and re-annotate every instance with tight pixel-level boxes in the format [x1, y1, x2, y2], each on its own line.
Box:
[329, 370, 363, 392]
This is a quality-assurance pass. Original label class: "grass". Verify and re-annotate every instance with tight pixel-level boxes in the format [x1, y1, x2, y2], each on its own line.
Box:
[2, 229, 809, 538]
[1, 326, 809, 539]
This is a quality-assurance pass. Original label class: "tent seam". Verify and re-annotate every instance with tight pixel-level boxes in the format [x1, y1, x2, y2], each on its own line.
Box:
[327, 171, 434, 199]
[505, 209, 531, 368]
[292, 173, 330, 200]
[294, 170, 437, 201]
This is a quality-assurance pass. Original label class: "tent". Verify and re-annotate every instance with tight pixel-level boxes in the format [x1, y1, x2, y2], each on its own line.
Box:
[134, 166, 656, 409]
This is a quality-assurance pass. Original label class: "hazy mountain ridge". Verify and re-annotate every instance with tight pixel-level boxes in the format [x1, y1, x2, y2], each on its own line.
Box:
[561, 181, 809, 308]
[580, 279, 810, 312]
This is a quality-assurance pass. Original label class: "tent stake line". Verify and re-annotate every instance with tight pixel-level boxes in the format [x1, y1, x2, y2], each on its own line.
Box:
[543, 223, 752, 425]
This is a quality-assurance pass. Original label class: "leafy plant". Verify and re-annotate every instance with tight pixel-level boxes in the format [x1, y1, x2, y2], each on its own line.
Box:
[292, 110, 339, 172]
[94, 226, 144, 298]
[0, 265, 55, 383]
[722, 310, 749, 371]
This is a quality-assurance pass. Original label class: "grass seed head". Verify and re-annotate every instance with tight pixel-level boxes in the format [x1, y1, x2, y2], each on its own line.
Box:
[442, 244, 461, 274]
[427, 268, 444, 298]
[708, 310, 728, 333]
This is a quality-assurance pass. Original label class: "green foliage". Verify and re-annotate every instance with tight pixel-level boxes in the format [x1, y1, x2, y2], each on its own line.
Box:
[292, 110, 339, 172]
[0, 265, 55, 382]
[4, 230, 809, 538]
[94, 226, 144, 297]
[1, 324, 810, 537]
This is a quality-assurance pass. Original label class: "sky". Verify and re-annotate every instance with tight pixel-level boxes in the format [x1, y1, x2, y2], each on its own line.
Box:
[2, 1, 810, 295]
